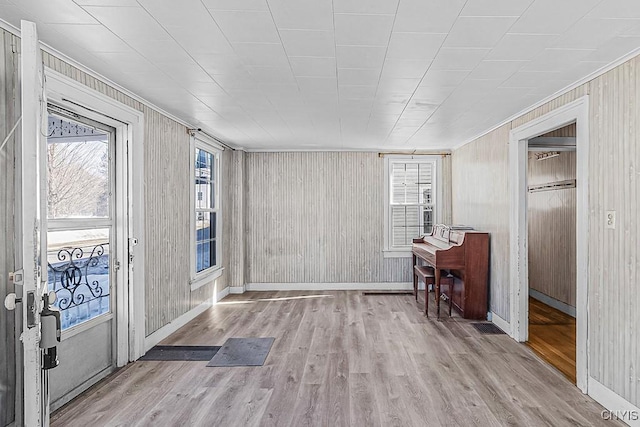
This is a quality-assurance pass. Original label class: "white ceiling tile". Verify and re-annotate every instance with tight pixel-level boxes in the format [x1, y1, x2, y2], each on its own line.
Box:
[333, 0, 399, 14]
[486, 34, 558, 60]
[45, 24, 130, 52]
[443, 17, 518, 48]
[467, 60, 528, 80]
[430, 48, 490, 70]
[268, 0, 333, 30]
[394, 0, 466, 33]
[73, 0, 139, 6]
[90, 51, 154, 73]
[336, 45, 386, 69]
[386, 32, 446, 61]
[553, 18, 640, 50]
[380, 59, 431, 79]
[289, 57, 336, 77]
[13, 0, 98, 24]
[587, 0, 640, 19]
[508, 0, 601, 34]
[376, 78, 421, 94]
[500, 71, 563, 88]
[138, 0, 233, 54]
[460, 0, 534, 17]
[420, 69, 470, 87]
[191, 54, 246, 75]
[412, 86, 456, 104]
[337, 68, 381, 85]
[233, 43, 290, 67]
[584, 36, 640, 63]
[81, 6, 170, 40]
[246, 66, 296, 84]
[339, 85, 377, 99]
[297, 77, 337, 93]
[334, 14, 395, 46]
[211, 10, 279, 43]
[280, 30, 335, 57]
[203, 0, 268, 11]
[522, 48, 595, 72]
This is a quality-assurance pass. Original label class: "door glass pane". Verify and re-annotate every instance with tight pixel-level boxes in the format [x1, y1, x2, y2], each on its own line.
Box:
[47, 114, 110, 219]
[47, 229, 111, 330]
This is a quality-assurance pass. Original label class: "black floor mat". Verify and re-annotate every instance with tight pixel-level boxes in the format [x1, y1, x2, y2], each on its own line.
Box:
[207, 337, 275, 367]
[140, 345, 221, 361]
[471, 323, 506, 335]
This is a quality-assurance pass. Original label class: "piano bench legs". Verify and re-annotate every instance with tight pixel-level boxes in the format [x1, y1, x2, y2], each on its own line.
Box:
[413, 266, 454, 318]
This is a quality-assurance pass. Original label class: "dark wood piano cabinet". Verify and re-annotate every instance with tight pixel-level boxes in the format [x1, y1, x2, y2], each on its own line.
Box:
[412, 225, 489, 319]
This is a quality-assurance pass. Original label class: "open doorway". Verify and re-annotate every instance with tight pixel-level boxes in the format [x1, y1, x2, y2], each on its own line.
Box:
[508, 96, 589, 392]
[525, 124, 577, 384]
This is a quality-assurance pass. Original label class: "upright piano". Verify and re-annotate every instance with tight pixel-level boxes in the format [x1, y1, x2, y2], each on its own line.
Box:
[412, 224, 489, 319]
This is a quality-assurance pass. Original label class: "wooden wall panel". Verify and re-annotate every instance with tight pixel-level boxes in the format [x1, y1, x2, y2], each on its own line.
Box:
[452, 55, 640, 407]
[451, 124, 511, 320]
[41, 47, 230, 336]
[527, 151, 576, 307]
[0, 29, 19, 427]
[244, 152, 412, 284]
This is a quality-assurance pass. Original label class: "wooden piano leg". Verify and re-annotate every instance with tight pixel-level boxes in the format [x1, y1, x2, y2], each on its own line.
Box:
[424, 277, 429, 317]
[412, 254, 418, 301]
[435, 269, 441, 319]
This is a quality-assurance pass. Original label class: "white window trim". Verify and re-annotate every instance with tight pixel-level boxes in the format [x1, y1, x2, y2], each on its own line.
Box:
[190, 132, 224, 291]
[383, 155, 443, 258]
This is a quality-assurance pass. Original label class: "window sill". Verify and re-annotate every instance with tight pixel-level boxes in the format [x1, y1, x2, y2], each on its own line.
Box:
[383, 250, 413, 258]
[190, 267, 224, 291]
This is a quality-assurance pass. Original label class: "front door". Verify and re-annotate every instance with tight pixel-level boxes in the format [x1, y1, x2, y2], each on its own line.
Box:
[45, 110, 119, 410]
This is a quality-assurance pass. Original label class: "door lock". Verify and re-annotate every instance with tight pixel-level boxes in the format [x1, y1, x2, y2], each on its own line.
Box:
[4, 270, 24, 311]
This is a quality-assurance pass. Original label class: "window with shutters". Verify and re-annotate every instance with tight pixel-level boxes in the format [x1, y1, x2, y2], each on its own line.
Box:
[383, 155, 441, 257]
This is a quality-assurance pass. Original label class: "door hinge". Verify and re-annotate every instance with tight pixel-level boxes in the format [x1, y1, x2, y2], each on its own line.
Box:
[114, 260, 121, 272]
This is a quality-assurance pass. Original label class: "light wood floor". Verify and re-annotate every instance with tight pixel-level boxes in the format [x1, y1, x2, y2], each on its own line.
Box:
[527, 298, 577, 384]
[51, 291, 614, 427]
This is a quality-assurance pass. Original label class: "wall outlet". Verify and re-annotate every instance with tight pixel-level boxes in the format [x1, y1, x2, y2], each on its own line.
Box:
[606, 210, 616, 229]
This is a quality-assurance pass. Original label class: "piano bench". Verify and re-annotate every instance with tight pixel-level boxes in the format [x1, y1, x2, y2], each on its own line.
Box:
[413, 266, 454, 317]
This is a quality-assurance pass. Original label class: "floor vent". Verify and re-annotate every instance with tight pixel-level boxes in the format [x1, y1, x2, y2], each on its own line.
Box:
[471, 323, 506, 335]
[140, 345, 221, 361]
[362, 291, 414, 296]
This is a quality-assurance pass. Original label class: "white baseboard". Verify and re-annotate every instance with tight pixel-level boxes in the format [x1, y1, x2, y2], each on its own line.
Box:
[144, 298, 213, 352]
[217, 286, 230, 301]
[529, 288, 576, 317]
[229, 286, 245, 294]
[245, 282, 413, 291]
[491, 312, 511, 335]
[588, 377, 640, 426]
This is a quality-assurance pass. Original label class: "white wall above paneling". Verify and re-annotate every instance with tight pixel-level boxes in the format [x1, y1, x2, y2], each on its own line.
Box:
[3, 0, 640, 150]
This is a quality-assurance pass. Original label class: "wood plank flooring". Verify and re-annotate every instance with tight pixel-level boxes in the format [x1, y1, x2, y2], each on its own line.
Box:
[51, 291, 614, 427]
[527, 297, 577, 384]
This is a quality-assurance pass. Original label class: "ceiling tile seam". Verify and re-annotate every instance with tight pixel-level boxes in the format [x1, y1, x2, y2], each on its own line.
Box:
[362, 0, 401, 139]
[451, 45, 640, 152]
[400, 0, 540, 146]
[382, 0, 472, 145]
[264, 0, 312, 142]
[125, 1, 258, 143]
[0, 17, 238, 148]
[138, 1, 273, 144]
[330, 0, 343, 147]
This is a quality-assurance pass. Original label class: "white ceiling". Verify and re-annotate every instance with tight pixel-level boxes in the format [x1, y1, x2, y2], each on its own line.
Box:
[2, 0, 640, 150]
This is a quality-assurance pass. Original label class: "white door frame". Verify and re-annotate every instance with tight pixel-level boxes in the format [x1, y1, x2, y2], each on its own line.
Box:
[44, 68, 146, 363]
[508, 96, 589, 392]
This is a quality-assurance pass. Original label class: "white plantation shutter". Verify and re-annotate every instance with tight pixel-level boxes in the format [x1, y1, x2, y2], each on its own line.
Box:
[388, 160, 436, 248]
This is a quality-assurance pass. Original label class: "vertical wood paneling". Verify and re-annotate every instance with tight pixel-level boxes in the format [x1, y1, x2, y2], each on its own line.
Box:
[527, 151, 576, 307]
[452, 55, 640, 407]
[40, 45, 231, 336]
[441, 154, 453, 224]
[451, 124, 511, 320]
[0, 29, 19, 426]
[244, 152, 413, 284]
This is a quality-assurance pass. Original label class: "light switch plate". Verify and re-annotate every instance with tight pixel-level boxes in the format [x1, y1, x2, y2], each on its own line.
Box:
[606, 210, 616, 229]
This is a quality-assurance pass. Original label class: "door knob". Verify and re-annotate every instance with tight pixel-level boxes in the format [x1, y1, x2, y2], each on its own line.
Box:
[4, 293, 19, 311]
